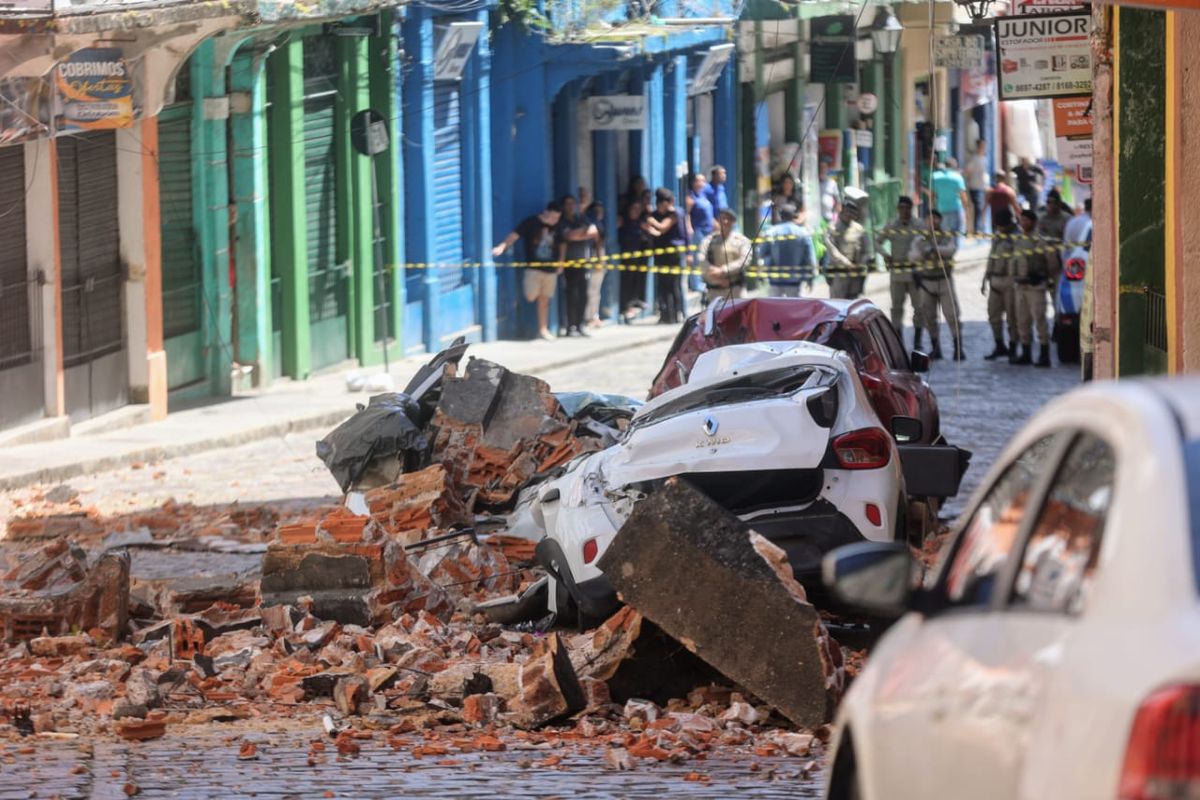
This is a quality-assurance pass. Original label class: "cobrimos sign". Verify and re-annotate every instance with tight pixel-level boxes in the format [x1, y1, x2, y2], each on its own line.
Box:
[54, 48, 136, 131]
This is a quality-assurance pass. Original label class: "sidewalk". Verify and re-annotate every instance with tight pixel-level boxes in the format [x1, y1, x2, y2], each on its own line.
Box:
[0, 319, 683, 492]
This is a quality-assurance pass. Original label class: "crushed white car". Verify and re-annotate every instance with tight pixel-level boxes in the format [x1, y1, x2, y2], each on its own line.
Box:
[529, 341, 914, 625]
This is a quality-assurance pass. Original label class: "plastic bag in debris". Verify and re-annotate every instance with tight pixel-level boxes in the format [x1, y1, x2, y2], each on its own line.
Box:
[316, 393, 429, 493]
[555, 392, 642, 424]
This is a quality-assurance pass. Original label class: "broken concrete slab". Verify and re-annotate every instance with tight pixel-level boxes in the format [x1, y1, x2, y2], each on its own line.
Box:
[597, 479, 844, 727]
[260, 540, 452, 627]
[0, 543, 130, 644]
[509, 633, 585, 729]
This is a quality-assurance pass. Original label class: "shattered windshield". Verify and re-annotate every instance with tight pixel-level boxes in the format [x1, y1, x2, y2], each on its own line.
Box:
[632, 364, 839, 429]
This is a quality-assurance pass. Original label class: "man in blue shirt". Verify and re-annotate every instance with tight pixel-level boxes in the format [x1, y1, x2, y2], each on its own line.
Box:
[762, 204, 816, 297]
[929, 158, 971, 236]
[686, 173, 715, 292]
[703, 165, 729, 214]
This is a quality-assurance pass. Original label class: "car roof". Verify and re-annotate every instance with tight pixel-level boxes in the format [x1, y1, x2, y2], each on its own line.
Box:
[1146, 376, 1200, 441]
[702, 296, 877, 334]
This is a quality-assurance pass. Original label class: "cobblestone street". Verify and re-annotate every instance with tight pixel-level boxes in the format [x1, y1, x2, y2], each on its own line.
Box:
[0, 256, 1080, 798]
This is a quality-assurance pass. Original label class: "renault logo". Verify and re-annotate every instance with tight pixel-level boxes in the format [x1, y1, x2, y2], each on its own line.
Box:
[702, 416, 719, 436]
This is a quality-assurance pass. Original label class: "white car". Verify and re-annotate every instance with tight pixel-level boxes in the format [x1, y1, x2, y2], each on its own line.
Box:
[532, 341, 910, 626]
[822, 377, 1200, 800]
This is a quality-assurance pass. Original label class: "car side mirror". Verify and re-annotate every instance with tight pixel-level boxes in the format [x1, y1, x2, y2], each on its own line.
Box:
[822, 542, 915, 618]
[910, 350, 930, 373]
[890, 415, 923, 443]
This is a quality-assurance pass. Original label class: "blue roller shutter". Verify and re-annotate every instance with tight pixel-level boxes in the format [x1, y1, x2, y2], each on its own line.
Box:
[432, 84, 465, 292]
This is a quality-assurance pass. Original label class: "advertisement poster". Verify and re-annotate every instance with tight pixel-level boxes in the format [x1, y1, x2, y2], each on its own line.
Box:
[995, 12, 1091, 100]
[1053, 96, 1093, 184]
[810, 16, 857, 84]
[55, 48, 136, 132]
[818, 130, 843, 170]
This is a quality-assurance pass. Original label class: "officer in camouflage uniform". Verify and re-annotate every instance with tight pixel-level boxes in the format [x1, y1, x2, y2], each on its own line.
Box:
[824, 200, 874, 299]
[908, 211, 963, 361]
[881, 196, 925, 350]
[982, 219, 1019, 360]
[1011, 209, 1054, 367]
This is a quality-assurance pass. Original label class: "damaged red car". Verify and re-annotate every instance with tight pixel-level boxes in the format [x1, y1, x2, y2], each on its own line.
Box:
[650, 297, 941, 444]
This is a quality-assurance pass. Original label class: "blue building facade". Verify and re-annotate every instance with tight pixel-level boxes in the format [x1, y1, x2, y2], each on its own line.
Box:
[489, 12, 738, 339]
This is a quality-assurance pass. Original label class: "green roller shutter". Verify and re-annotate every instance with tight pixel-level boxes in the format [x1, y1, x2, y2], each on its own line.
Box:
[304, 37, 349, 371]
[158, 104, 205, 390]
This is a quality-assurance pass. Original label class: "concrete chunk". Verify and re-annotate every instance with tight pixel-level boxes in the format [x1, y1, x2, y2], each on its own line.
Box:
[597, 478, 844, 727]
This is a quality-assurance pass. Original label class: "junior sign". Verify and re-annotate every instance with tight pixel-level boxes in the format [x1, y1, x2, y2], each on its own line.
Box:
[55, 48, 136, 131]
[586, 95, 646, 131]
[995, 12, 1091, 100]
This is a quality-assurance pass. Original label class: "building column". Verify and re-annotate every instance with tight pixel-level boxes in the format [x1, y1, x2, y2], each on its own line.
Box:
[714, 57, 738, 210]
[461, 8, 496, 342]
[1173, 10, 1200, 373]
[665, 55, 688, 194]
[116, 120, 167, 419]
[339, 36, 375, 363]
[230, 47, 272, 387]
[862, 57, 884, 180]
[373, 12, 405, 359]
[1091, 4, 1116, 379]
[402, 10, 438, 352]
[593, 72, 619, 318]
[269, 38, 311, 379]
[645, 62, 666, 190]
[29, 139, 63, 420]
[191, 40, 233, 396]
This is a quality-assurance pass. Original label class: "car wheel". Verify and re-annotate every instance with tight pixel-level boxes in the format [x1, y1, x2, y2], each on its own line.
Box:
[828, 731, 863, 800]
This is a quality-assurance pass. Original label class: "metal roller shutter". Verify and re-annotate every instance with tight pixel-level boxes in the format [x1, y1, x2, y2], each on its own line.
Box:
[304, 37, 348, 370]
[59, 132, 122, 369]
[157, 105, 206, 390]
[0, 145, 30, 371]
[432, 84, 465, 292]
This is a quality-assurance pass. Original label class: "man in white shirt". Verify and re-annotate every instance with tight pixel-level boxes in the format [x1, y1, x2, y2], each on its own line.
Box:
[963, 139, 991, 234]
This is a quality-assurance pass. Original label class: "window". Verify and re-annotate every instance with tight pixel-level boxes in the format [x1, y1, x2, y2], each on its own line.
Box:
[871, 318, 911, 371]
[1009, 434, 1114, 615]
[943, 435, 1058, 608]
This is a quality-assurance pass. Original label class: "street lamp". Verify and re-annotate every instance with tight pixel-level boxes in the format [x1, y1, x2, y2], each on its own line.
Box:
[950, 0, 995, 24]
[870, 6, 903, 56]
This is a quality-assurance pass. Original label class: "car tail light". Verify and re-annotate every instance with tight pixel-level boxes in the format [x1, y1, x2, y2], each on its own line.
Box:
[865, 503, 882, 527]
[1065, 258, 1087, 281]
[1118, 684, 1200, 800]
[582, 538, 599, 565]
[831, 428, 891, 470]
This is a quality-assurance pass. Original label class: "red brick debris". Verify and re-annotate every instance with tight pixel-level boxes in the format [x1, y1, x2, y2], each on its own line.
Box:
[0, 354, 841, 773]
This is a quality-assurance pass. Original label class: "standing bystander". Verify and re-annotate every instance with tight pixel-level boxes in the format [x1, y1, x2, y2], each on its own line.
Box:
[824, 200, 873, 299]
[644, 188, 688, 324]
[987, 172, 1022, 231]
[556, 195, 599, 337]
[1010, 209, 1054, 367]
[929, 158, 971, 236]
[761, 204, 816, 297]
[981, 219, 1019, 360]
[617, 199, 650, 322]
[699, 208, 754, 304]
[963, 140, 991, 233]
[703, 165, 729, 214]
[909, 211, 963, 360]
[1013, 157, 1045, 211]
[492, 200, 563, 340]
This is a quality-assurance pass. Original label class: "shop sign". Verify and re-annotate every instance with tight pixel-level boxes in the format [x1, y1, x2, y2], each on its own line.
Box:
[934, 35, 987, 69]
[433, 22, 484, 81]
[689, 44, 735, 96]
[995, 12, 1091, 100]
[810, 16, 857, 84]
[1015, 0, 1087, 14]
[1053, 96, 1092, 184]
[55, 48, 137, 132]
[856, 93, 878, 115]
[586, 95, 646, 130]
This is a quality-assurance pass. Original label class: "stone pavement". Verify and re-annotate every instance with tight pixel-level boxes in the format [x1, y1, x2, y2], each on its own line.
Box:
[0, 318, 686, 492]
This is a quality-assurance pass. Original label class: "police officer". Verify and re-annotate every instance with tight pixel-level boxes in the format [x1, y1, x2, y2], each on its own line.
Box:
[824, 199, 874, 299]
[908, 211, 963, 361]
[699, 208, 754, 305]
[881, 196, 925, 350]
[981, 219, 1019, 360]
[1011, 209, 1054, 367]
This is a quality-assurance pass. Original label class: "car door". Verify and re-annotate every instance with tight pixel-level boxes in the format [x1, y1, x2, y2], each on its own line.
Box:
[865, 315, 938, 441]
[868, 433, 1062, 800]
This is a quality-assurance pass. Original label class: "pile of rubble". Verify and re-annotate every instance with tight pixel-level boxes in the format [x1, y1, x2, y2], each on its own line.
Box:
[0, 347, 845, 770]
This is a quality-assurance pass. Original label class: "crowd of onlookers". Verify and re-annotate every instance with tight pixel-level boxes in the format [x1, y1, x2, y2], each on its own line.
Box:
[493, 146, 1091, 359]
